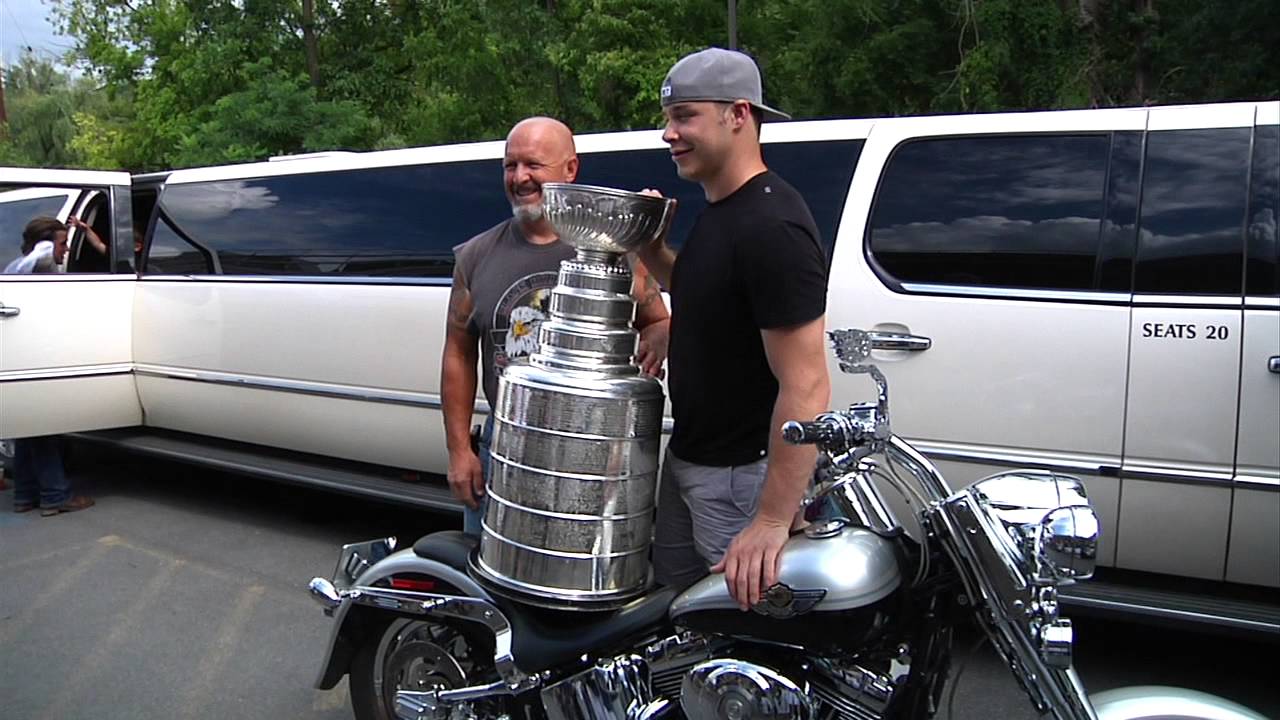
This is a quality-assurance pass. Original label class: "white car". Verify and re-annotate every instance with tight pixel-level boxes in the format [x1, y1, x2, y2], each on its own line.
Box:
[1, 101, 1275, 633]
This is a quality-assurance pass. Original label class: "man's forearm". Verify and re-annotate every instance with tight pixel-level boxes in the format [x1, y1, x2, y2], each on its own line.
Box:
[637, 244, 677, 290]
[755, 384, 829, 525]
[441, 350, 479, 454]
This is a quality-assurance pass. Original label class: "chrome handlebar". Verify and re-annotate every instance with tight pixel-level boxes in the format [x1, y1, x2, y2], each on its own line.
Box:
[783, 329, 1103, 720]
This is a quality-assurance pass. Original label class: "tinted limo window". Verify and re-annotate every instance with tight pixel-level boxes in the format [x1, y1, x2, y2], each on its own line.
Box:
[1135, 128, 1251, 296]
[577, 140, 862, 257]
[148, 140, 862, 278]
[0, 194, 70, 270]
[152, 159, 508, 277]
[1246, 124, 1279, 297]
[869, 134, 1111, 291]
[147, 213, 217, 274]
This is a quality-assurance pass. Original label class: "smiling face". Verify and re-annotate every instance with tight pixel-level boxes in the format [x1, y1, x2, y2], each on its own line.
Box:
[503, 118, 579, 225]
[661, 101, 742, 183]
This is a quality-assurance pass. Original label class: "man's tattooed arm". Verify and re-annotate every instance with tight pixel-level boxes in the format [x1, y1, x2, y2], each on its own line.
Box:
[447, 265, 474, 334]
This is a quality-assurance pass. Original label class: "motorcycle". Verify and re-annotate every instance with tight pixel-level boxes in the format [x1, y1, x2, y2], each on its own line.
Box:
[308, 328, 1266, 720]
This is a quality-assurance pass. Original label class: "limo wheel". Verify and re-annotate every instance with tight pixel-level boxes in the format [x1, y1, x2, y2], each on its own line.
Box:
[350, 618, 499, 720]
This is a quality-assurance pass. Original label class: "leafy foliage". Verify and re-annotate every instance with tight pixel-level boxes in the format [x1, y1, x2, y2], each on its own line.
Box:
[0, 0, 1274, 170]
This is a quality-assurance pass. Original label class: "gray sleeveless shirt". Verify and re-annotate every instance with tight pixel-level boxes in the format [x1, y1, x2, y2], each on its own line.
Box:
[453, 219, 574, 408]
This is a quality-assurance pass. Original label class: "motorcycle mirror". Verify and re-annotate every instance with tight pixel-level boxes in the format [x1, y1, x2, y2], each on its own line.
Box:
[1034, 505, 1099, 583]
[829, 328, 872, 366]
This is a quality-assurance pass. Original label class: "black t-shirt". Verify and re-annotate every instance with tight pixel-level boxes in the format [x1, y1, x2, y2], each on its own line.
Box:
[667, 171, 828, 466]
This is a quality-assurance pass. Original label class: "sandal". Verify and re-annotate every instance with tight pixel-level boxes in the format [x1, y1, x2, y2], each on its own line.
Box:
[40, 495, 94, 517]
[14, 501, 37, 513]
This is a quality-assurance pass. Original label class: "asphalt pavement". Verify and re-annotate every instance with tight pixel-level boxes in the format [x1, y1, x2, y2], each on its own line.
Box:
[1, 448, 1276, 720]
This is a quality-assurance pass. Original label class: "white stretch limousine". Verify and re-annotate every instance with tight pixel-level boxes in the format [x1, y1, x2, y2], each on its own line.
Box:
[1, 101, 1276, 633]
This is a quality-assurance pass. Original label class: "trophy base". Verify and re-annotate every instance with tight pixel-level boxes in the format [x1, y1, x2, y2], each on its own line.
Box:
[467, 547, 650, 613]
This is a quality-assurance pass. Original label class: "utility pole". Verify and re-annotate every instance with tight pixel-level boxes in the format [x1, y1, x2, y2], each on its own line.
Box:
[302, 0, 321, 89]
[728, 0, 738, 50]
[0, 61, 7, 125]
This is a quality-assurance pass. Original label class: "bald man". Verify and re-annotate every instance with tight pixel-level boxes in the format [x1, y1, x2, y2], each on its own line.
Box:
[442, 117, 671, 535]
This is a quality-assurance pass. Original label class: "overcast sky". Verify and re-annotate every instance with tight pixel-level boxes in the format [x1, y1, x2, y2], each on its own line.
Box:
[1, 0, 74, 67]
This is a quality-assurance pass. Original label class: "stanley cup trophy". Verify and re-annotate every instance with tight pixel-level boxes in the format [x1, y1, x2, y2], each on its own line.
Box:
[468, 183, 676, 610]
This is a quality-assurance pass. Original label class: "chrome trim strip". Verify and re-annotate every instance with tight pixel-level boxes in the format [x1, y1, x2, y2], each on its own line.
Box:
[1058, 594, 1280, 634]
[1234, 475, 1280, 490]
[898, 283, 1130, 304]
[1132, 294, 1243, 307]
[915, 443, 1272, 489]
[138, 274, 452, 287]
[133, 365, 451, 409]
[1122, 465, 1235, 487]
[135, 364, 676, 433]
[0, 363, 134, 383]
[1245, 296, 1280, 310]
[908, 441, 1115, 475]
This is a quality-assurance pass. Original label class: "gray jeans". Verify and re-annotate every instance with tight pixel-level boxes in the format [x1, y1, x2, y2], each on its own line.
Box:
[652, 449, 769, 590]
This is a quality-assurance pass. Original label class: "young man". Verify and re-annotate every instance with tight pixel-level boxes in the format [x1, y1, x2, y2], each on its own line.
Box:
[441, 117, 670, 535]
[4, 217, 97, 515]
[638, 48, 832, 609]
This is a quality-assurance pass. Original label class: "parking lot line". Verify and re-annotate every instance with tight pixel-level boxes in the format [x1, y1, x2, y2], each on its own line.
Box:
[35, 556, 186, 720]
[174, 583, 267, 720]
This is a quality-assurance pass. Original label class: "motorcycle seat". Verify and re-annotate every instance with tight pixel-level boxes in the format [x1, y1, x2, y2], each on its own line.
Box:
[412, 531, 677, 672]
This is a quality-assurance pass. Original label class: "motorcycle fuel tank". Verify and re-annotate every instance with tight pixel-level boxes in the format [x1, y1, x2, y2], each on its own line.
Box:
[670, 525, 903, 648]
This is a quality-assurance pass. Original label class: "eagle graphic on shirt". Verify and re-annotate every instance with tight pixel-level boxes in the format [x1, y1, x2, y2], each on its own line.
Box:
[491, 271, 557, 369]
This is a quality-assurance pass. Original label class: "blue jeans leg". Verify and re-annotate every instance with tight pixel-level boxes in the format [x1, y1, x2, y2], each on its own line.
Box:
[14, 437, 70, 508]
[462, 418, 493, 538]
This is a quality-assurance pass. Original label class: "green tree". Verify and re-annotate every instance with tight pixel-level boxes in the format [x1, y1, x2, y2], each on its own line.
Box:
[2, 53, 111, 167]
[36, 0, 1280, 172]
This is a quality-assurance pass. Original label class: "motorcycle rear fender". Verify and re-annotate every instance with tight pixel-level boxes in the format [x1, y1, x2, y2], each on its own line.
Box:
[313, 547, 496, 690]
[1091, 686, 1268, 720]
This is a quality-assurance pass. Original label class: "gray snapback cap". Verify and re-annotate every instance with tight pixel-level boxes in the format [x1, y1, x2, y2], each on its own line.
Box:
[661, 47, 790, 121]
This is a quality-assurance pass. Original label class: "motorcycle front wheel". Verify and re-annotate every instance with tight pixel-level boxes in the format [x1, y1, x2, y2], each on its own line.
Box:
[350, 618, 500, 720]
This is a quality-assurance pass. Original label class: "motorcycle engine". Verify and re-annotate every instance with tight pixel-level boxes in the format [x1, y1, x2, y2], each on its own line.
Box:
[678, 656, 898, 720]
[681, 659, 812, 720]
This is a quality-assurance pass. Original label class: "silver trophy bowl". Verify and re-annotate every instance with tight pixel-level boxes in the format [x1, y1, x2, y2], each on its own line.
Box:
[542, 183, 675, 255]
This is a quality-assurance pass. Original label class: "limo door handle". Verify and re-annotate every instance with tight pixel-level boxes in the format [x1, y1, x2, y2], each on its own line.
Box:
[1269, 356, 1280, 374]
[868, 331, 931, 352]
[0, 305, 19, 318]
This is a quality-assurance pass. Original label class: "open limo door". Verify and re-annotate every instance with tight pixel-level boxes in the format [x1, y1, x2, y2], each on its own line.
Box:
[0, 168, 141, 439]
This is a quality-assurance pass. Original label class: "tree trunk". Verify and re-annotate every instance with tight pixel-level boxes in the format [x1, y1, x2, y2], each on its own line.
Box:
[302, 0, 321, 89]
[1132, 0, 1156, 104]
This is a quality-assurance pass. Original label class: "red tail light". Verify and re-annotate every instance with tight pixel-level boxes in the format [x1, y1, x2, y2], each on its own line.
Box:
[390, 577, 437, 591]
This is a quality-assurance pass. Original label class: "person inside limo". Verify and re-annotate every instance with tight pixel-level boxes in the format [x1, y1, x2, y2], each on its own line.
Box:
[4, 216, 99, 515]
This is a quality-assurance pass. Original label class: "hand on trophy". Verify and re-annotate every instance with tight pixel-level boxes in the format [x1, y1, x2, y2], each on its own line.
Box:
[632, 188, 678, 290]
[447, 449, 485, 509]
[636, 319, 669, 379]
[638, 188, 676, 249]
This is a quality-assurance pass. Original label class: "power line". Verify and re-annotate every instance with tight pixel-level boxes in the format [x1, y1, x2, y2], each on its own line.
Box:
[1, 0, 37, 56]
